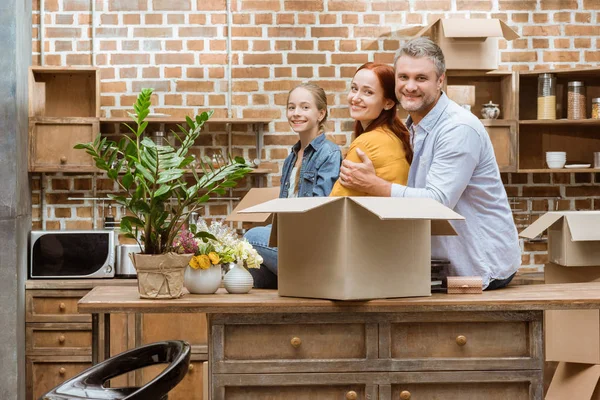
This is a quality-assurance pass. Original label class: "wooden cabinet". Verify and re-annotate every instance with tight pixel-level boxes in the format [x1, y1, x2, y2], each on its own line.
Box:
[210, 311, 543, 399]
[28, 67, 100, 172]
[25, 280, 208, 400]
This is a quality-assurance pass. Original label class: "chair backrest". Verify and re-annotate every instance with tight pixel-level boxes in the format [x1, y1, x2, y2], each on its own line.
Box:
[41, 340, 191, 400]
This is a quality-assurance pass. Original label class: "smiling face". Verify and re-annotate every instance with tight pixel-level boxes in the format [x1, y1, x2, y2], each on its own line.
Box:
[286, 87, 326, 136]
[347, 68, 395, 130]
[395, 55, 444, 123]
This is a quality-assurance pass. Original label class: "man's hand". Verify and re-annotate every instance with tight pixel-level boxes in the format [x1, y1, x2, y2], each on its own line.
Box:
[339, 148, 392, 196]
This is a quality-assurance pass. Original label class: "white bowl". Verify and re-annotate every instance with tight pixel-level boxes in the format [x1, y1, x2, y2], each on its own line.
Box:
[546, 157, 566, 162]
[547, 160, 566, 169]
[546, 151, 566, 156]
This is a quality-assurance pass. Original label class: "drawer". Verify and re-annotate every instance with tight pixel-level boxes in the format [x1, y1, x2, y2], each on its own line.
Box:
[26, 323, 91, 355]
[390, 382, 530, 400]
[26, 290, 90, 323]
[26, 356, 91, 400]
[223, 322, 367, 360]
[390, 321, 529, 359]
[225, 385, 369, 400]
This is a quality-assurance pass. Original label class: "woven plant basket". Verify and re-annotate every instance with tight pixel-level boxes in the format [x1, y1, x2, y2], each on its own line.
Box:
[130, 252, 193, 299]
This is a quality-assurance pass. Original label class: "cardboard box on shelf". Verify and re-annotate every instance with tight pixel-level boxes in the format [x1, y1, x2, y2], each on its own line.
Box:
[546, 362, 600, 400]
[545, 262, 600, 364]
[519, 211, 600, 267]
[240, 197, 464, 300]
[414, 18, 519, 70]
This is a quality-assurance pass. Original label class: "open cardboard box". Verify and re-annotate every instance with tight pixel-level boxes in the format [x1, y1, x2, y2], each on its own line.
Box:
[546, 362, 600, 400]
[545, 262, 600, 364]
[414, 18, 519, 70]
[240, 196, 464, 300]
[225, 187, 279, 224]
[520, 212, 600, 267]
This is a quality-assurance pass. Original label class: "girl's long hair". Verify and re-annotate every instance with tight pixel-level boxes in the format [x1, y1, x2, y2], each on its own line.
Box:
[352, 62, 413, 164]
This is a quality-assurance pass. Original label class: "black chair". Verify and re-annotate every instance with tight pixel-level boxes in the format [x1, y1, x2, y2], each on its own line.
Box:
[41, 340, 191, 400]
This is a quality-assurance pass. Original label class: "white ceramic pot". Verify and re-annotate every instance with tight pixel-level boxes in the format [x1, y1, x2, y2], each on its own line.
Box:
[184, 264, 222, 294]
[223, 262, 253, 294]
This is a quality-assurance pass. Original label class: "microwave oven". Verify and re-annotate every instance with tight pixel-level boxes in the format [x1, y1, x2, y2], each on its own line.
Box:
[30, 230, 115, 279]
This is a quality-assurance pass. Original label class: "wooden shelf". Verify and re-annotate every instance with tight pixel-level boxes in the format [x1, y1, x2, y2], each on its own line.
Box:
[100, 117, 272, 124]
[481, 119, 516, 127]
[518, 168, 599, 173]
[519, 119, 600, 125]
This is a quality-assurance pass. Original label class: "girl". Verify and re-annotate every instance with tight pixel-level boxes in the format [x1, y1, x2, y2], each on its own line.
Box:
[330, 62, 412, 196]
[245, 83, 342, 288]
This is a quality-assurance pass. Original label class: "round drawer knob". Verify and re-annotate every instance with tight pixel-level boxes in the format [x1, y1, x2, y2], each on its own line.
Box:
[59, 303, 66, 311]
[290, 337, 302, 348]
[456, 335, 467, 346]
[188, 363, 194, 372]
[60, 156, 67, 164]
[346, 390, 357, 400]
[400, 390, 411, 399]
[58, 335, 65, 344]
[58, 367, 66, 375]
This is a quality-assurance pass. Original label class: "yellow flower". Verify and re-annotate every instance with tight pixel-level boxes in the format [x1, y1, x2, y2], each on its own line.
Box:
[189, 256, 201, 270]
[197, 254, 212, 270]
[208, 252, 220, 265]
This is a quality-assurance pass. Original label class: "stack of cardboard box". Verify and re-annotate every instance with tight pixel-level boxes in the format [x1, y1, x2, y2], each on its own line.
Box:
[520, 211, 600, 398]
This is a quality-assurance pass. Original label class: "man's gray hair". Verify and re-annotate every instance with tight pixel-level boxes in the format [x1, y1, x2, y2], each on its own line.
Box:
[394, 37, 446, 77]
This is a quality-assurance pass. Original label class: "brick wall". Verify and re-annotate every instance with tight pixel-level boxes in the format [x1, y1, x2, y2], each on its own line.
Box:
[31, 0, 600, 271]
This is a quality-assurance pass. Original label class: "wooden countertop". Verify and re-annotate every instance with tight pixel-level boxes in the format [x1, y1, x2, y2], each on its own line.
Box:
[79, 282, 600, 314]
[26, 279, 137, 290]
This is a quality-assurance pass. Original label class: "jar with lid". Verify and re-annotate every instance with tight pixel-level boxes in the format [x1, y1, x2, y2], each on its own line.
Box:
[592, 97, 600, 119]
[537, 73, 556, 120]
[567, 81, 586, 120]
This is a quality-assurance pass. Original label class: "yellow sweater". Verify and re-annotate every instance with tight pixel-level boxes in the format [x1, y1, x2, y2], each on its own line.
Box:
[330, 126, 410, 197]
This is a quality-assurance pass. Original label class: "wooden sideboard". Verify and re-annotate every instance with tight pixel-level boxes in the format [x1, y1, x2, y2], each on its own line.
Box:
[78, 282, 600, 400]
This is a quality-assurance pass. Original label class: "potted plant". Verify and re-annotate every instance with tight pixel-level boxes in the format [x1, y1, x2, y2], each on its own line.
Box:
[75, 88, 252, 299]
[174, 221, 263, 294]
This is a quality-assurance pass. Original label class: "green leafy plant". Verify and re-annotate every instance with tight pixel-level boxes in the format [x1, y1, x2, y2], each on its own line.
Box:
[75, 88, 252, 254]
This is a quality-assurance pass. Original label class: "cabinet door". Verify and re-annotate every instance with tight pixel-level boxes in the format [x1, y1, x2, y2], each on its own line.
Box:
[485, 122, 517, 172]
[26, 356, 91, 400]
[29, 120, 98, 172]
[139, 360, 206, 400]
[141, 313, 208, 354]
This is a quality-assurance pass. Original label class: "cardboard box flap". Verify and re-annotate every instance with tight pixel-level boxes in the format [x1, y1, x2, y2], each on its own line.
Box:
[415, 18, 519, 41]
[349, 197, 463, 236]
[546, 362, 600, 400]
[518, 212, 564, 239]
[565, 213, 600, 241]
[349, 197, 464, 221]
[441, 19, 519, 41]
[239, 197, 341, 214]
[225, 187, 279, 223]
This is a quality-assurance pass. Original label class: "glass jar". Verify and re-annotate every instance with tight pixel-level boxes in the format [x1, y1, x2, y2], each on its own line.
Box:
[567, 81, 586, 120]
[537, 73, 556, 120]
[151, 131, 166, 146]
[592, 97, 600, 119]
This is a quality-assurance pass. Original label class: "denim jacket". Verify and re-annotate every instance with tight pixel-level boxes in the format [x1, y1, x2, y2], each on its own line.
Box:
[280, 133, 342, 198]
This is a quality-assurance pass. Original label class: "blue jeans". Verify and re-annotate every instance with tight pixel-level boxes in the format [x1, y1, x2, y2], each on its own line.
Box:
[244, 225, 279, 289]
[485, 272, 516, 291]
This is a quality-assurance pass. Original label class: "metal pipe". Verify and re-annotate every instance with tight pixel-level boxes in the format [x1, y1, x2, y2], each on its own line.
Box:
[226, 0, 232, 118]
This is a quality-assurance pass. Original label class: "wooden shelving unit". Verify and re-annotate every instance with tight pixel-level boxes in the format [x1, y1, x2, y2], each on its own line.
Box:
[517, 67, 600, 172]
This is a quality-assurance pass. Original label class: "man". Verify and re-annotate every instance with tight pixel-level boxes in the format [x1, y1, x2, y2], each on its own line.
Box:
[339, 37, 520, 290]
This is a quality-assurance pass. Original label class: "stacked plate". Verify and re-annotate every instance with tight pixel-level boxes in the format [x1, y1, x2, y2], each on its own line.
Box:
[431, 258, 450, 293]
[546, 151, 566, 169]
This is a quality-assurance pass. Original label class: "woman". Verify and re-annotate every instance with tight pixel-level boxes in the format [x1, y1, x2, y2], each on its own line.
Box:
[330, 62, 412, 196]
[244, 83, 342, 288]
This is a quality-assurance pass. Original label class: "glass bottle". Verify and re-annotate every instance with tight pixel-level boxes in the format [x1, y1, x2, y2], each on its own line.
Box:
[537, 73, 556, 120]
[592, 97, 600, 120]
[151, 131, 166, 146]
[567, 81, 586, 120]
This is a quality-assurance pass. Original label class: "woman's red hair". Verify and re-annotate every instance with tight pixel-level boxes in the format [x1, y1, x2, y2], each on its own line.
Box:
[352, 62, 413, 164]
